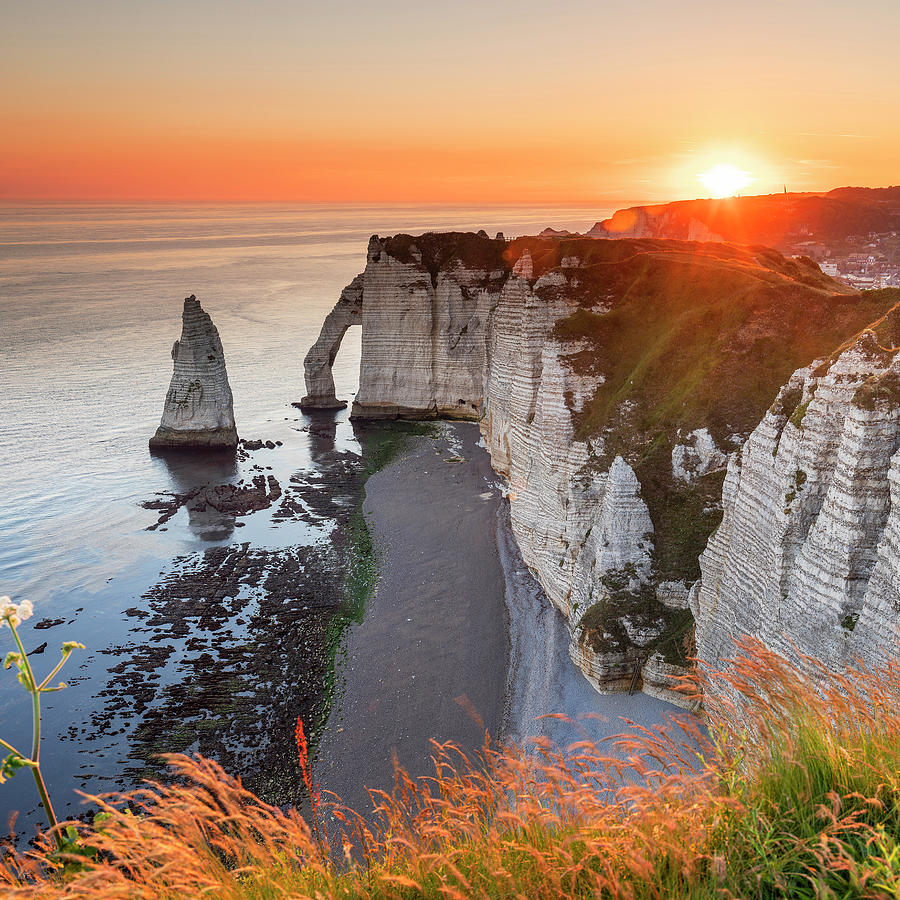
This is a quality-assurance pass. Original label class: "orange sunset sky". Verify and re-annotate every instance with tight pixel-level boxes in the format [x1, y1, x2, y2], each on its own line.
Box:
[2, 0, 899, 204]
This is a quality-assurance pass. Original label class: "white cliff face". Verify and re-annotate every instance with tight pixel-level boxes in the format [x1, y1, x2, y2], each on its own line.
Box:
[587, 207, 723, 242]
[693, 331, 900, 672]
[150, 296, 238, 450]
[351, 236, 507, 419]
[479, 266, 660, 689]
[303, 232, 896, 701]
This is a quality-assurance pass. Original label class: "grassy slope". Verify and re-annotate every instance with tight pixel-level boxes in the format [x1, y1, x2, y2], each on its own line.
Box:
[531, 239, 897, 586]
[6, 641, 900, 899]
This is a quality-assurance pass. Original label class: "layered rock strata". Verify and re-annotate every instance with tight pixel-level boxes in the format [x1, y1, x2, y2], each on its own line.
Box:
[150, 296, 238, 450]
[349, 234, 508, 419]
[693, 306, 900, 673]
[304, 233, 896, 700]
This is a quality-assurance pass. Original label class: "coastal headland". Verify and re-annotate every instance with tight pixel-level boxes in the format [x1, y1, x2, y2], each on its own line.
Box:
[304, 229, 900, 705]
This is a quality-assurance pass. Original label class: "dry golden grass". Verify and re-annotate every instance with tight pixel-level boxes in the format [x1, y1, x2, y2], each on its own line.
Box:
[3, 638, 900, 898]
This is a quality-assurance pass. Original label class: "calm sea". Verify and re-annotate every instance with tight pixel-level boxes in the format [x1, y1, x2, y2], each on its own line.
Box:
[0, 202, 608, 831]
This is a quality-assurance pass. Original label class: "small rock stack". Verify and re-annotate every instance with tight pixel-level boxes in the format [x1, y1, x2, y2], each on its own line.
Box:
[149, 295, 238, 451]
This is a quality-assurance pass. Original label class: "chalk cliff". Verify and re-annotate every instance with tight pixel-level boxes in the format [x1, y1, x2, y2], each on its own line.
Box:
[351, 234, 509, 419]
[588, 205, 724, 243]
[304, 233, 897, 700]
[692, 300, 900, 673]
[150, 296, 238, 451]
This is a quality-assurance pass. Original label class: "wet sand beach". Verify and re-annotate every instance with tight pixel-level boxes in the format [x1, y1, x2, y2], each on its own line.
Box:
[314, 423, 508, 812]
[315, 421, 685, 816]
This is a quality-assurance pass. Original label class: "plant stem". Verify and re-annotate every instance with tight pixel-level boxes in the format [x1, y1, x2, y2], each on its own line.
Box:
[36, 655, 69, 692]
[0, 736, 25, 757]
[30, 765, 62, 850]
[10, 622, 63, 849]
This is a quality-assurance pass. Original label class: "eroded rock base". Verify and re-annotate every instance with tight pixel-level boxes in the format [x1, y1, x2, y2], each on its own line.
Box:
[149, 425, 239, 451]
[350, 402, 480, 421]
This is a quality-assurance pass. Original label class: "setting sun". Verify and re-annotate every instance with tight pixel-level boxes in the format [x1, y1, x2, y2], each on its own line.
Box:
[698, 164, 753, 198]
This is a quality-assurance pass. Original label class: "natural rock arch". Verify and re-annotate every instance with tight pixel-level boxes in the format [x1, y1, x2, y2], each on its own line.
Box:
[298, 274, 363, 410]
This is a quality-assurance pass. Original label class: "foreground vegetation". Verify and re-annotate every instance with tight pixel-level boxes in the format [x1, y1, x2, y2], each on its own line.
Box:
[3, 637, 900, 898]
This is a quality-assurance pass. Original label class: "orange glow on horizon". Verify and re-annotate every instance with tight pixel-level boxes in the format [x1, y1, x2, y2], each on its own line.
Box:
[1, 2, 898, 204]
[3, 128, 894, 205]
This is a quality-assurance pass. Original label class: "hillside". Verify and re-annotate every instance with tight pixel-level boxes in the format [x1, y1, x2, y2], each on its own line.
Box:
[587, 186, 900, 250]
[535, 238, 894, 582]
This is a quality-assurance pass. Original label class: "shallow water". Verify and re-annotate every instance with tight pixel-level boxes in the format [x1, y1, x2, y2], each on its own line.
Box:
[0, 202, 607, 832]
[497, 504, 684, 753]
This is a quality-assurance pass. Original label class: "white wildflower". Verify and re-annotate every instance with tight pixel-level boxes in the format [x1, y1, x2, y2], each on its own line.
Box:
[0, 597, 33, 629]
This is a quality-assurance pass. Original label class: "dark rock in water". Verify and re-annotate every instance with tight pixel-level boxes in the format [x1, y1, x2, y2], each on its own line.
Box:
[201, 475, 282, 515]
[149, 296, 238, 451]
[141, 475, 283, 529]
[239, 438, 279, 451]
[94, 539, 351, 806]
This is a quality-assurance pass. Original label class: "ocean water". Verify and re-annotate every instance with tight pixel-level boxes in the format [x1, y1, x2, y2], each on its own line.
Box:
[0, 202, 607, 832]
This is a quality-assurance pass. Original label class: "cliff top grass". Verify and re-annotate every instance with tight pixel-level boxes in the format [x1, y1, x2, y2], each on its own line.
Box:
[381, 232, 508, 282]
[544, 239, 881, 440]
[540, 240, 898, 580]
[6, 640, 900, 899]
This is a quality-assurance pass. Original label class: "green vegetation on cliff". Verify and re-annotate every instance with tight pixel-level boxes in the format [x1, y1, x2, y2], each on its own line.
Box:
[541, 240, 897, 583]
[381, 232, 508, 285]
[577, 563, 694, 665]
